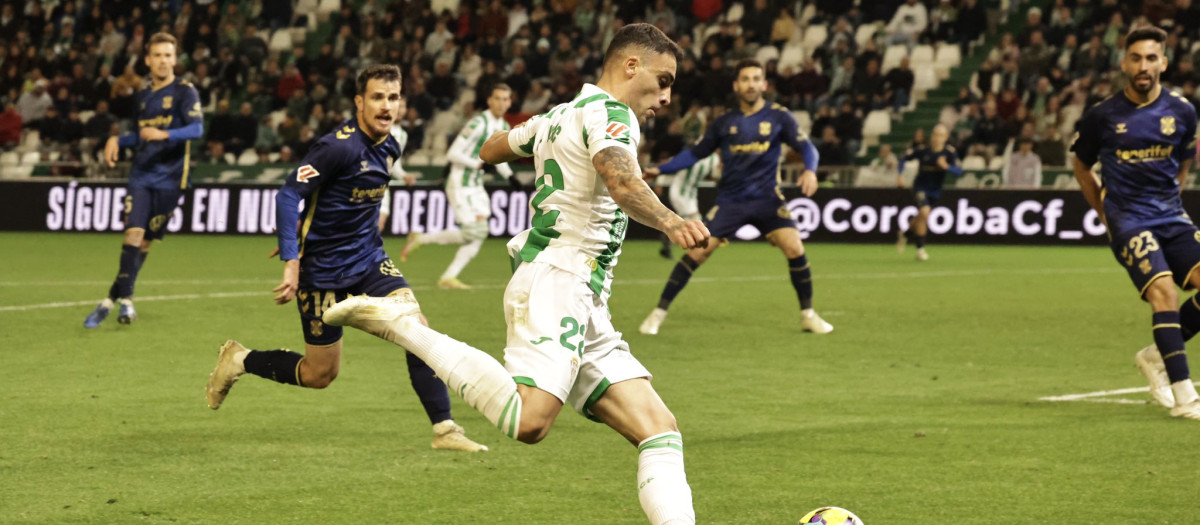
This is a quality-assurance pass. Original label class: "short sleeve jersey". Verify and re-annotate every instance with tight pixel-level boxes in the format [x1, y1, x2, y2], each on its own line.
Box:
[129, 79, 203, 190]
[448, 111, 511, 188]
[905, 145, 960, 193]
[505, 83, 640, 300]
[1072, 89, 1199, 234]
[279, 119, 402, 289]
[688, 103, 813, 203]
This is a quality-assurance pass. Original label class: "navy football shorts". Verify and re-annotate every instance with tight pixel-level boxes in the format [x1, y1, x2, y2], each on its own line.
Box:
[704, 197, 798, 239]
[913, 187, 941, 208]
[123, 186, 182, 240]
[296, 258, 411, 345]
[1110, 222, 1200, 297]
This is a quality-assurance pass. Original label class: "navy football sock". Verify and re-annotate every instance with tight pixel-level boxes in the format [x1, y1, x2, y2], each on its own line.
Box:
[115, 244, 140, 298]
[657, 255, 699, 310]
[914, 235, 926, 249]
[1153, 311, 1190, 383]
[406, 351, 453, 424]
[243, 349, 304, 385]
[788, 255, 813, 310]
[1180, 295, 1200, 341]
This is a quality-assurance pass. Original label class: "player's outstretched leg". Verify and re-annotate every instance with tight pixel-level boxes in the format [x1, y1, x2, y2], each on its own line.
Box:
[790, 254, 833, 334]
[403, 229, 465, 262]
[323, 296, 524, 439]
[405, 351, 489, 452]
[1146, 303, 1200, 418]
[206, 340, 251, 409]
[639, 255, 701, 335]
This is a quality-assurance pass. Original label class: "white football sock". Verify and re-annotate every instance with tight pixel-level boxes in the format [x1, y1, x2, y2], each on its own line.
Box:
[392, 317, 522, 439]
[421, 229, 465, 245]
[1172, 379, 1199, 405]
[637, 432, 694, 525]
[441, 239, 483, 280]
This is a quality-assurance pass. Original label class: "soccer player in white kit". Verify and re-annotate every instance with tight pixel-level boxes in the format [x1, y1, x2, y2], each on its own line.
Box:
[322, 23, 709, 524]
[401, 84, 517, 289]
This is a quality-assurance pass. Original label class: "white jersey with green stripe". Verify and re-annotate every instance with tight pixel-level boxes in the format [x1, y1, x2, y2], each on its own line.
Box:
[447, 110, 511, 188]
[670, 152, 719, 199]
[505, 83, 640, 301]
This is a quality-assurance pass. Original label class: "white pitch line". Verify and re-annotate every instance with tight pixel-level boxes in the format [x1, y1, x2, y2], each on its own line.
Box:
[0, 266, 1117, 313]
[1039, 386, 1150, 403]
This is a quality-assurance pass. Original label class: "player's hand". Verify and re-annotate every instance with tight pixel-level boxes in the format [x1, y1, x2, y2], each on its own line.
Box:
[273, 259, 300, 305]
[140, 127, 170, 141]
[895, 176, 906, 188]
[937, 157, 949, 169]
[403, 173, 416, 186]
[104, 136, 120, 168]
[798, 169, 819, 197]
[507, 174, 523, 190]
[267, 246, 280, 258]
[643, 166, 661, 178]
[665, 218, 710, 250]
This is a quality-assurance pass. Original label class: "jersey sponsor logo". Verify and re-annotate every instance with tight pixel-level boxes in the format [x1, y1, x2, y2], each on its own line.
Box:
[1116, 145, 1173, 163]
[189, 102, 203, 117]
[379, 259, 403, 277]
[760, 121, 771, 136]
[336, 126, 355, 140]
[730, 125, 738, 134]
[1115, 123, 1127, 134]
[1162, 116, 1176, 135]
[729, 141, 770, 154]
[605, 122, 629, 140]
[297, 164, 320, 183]
[529, 336, 551, 345]
[162, 96, 172, 109]
[138, 115, 174, 128]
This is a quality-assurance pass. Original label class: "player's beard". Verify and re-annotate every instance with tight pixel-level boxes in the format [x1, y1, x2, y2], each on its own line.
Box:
[1131, 72, 1157, 94]
[738, 91, 761, 106]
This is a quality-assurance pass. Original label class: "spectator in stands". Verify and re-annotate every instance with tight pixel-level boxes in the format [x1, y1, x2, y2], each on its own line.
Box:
[791, 58, 829, 114]
[0, 101, 20, 150]
[969, 102, 1004, 160]
[771, 6, 797, 49]
[401, 104, 425, 153]
[1018, 6, 1047, 47]
[951, 102, 979, 150]
[724, 36, 754, 64]
[17, 79, 53, 128]
[851, 58, 886, 111]
[520, 80, 550, 114]
[237, 24, 268, 68]
[956, 0, 987, 54]
[275, 64, 305, 106]
[816, 125, 848, 165]
[428, 62, 459, 111]
[823, 56, 856, 108]
[887, 0, 928, 47]
[458, 43, 483, 87]
[1004, 138, 1042, 189]
[833, 101, 863, 160]
[864, 142, 901, 187]
[1074, 34, 1111, 78]
[229, 102, 257, 156]
[825, 17, 857, 54]
[997, 57, 1023, 94]
[884, 57, 915, 115]
[811, 105, 835, 139]
[207, 99, 237, 154]
[1018, 30, 1056, 87]
[286, 87, 311, 121]
[504, 58, 532, 101]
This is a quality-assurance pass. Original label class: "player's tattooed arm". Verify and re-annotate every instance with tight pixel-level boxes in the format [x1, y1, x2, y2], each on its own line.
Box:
[594, 147, 710, 249]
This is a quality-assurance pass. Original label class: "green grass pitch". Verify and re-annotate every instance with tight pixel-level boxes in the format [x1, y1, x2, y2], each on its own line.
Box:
[2, 232, 1199, 524]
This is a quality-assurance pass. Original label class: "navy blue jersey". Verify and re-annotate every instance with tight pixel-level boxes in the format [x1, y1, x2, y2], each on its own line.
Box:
[689, 103, 813, 204]
[1072, 89, 1199, 234]
[129, 79, 203, 190]
[904, 145, 960, 192]
[276, 119, 401, 289]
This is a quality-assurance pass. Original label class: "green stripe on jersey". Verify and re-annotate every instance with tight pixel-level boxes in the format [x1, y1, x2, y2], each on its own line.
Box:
[575, 93, 609, 108]
[604, 101, 632, 145]
[588, 209, 627, 295]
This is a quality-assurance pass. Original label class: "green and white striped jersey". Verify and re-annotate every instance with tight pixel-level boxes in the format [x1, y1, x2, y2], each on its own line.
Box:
[505, 83, 640, 300]
[447, 110, 511, 188]
[670, 152, 719, 199]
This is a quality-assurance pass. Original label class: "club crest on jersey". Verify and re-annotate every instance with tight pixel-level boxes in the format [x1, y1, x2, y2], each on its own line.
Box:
[1116, 123, 1127, 134]
[730, 126, 738, 134]
[297, 164, 320, 183]
[1162, 117, 1176, 135]
[360, 160, 370, 172]
[606, 122, 629, 141]
[760, 121, 771, 136]
[162, 96, 172, 109]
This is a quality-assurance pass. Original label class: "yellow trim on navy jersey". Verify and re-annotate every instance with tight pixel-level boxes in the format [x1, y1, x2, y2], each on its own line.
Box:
[180, 141, 190, 189]
[297, 188, 322, 259]
[1153, 323, 1183, 329]
[1132, 85, 1162, 109]
[1139, 271, 1174, 297]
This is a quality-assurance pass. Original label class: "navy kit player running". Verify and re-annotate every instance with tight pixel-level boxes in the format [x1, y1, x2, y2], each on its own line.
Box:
[84, 33, 204, 328]
[1072, 25, 1200, 419]
[895, 123, 964, 261]
[639, 59, 832, 335]
[205, 65, 486, 450]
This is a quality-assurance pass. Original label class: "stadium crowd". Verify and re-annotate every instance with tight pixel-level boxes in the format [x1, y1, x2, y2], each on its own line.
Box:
[5, 0, 1199, 179]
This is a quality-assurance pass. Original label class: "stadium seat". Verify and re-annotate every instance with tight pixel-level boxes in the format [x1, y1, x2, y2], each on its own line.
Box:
[854, 23, 879, 49]
[956, 173, 979, 187]
[18, 130, 39, 152]
[755, 45, 780, 64]
[268, 152, 280, 163]
[802, 25, 827, 53]
[863, 110, 891, 143]
[223, 152, 236, 164]
[881, 45, 908, 73]
[988, 155, 1005, 170]
[961, 155, 986, 170]
[431, 153, 447, 166]
[934, 45, 961, 79]
[237, 150, 261, 166]
[269, 29, 293, 53]
[914, 66, 938, 97]
[316, 0, 339, 19]
[725, 2, 744, 23]
[799, 3, 816, 26]
[909, 45, 934, 67]
[290, 27, 307, 45]
[777, 43, 805, 72]
[793, 110, 812, 135]
[47, 151, 61, 162]
[408, 152, 430, 165]
[0, 151, 19, 170]
[269, 109, 287, 129]
[295, 0, 318, 18]
[78, 110, 95, 124]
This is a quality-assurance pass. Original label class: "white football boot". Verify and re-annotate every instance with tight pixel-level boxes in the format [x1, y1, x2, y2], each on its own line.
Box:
[1135, 345, 1175, 408]
[915, 248, 929, 261]
[801, 309, 834, 334]
[206, 340, 247, 409]
[639, 308, 668, 335]
[431, 420, 488, 452]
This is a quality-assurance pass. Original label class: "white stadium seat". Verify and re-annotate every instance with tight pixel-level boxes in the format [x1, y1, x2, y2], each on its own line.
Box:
[908, 45, 934, 67]
[863, 110, 891, 142]
[914, 65, 938, 96]
[237, 150, 261, 166]
[961, 155, 986, 170]
[934, 45, 961, 79]
[881, 45, 908, 73]
[988, 155, 1006, 170]
[802, 25, 827, 52]
[777, 43, 805, 73]
[854, 23, 879, 50]
[269, 29, 293, 53]
[755, 45, 780, 64]
[793, 111, 812, 136]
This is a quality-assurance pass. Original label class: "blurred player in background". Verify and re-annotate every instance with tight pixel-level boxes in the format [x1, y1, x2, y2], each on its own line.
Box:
[205, 65, 487, 451]
[379, 95, 413, 232]
[400, 83, 520, 289]
[84, 33, 204, 328]
[638, 59, 830, 336]
[649, 151, 720, 259]
[1072, 25, 1200, 419]
[321, 24, 705, 524]
[895, 123, 963, 261]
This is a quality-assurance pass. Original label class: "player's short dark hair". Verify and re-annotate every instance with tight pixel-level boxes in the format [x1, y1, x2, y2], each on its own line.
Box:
[490, 82, 512, 95]
[603, 23, 683, 66]
[356, 64, 403, 95]
[1126, 25, 1168, 51]
[735, 59, 765, 77]
[147, 32, 177, 50]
